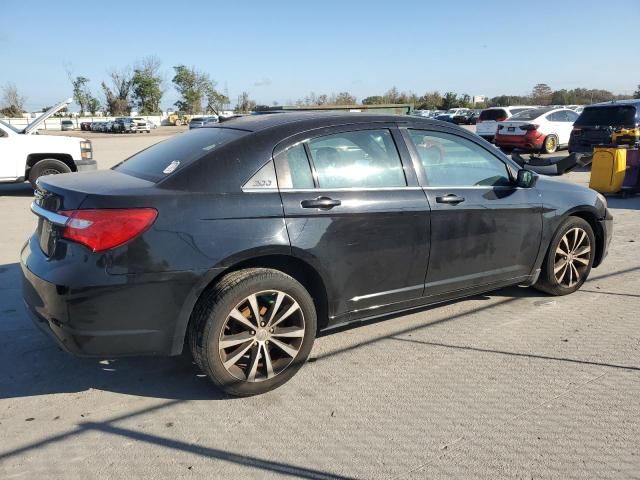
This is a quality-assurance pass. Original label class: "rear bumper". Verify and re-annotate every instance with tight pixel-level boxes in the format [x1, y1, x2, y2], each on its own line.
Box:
[74, 159, 97, 172]
[495, 133, 544, 150]
[20, 235, 202, 357]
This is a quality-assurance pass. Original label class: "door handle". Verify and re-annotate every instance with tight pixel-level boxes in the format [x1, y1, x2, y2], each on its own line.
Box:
[436, 194, 465, 204]
[300, 197, 341, 210]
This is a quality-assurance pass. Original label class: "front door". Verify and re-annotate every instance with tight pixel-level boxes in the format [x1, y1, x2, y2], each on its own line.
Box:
[403, 128, 543, 297]
[274, 126, 430, 322]
[0, 126, 19, 180]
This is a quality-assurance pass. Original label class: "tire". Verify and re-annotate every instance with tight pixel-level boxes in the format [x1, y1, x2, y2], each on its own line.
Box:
[534, 217, 595, 296]
[542, 134, 559, 154]
[189, 268, 317, 396]
[28, 159, 72, 188]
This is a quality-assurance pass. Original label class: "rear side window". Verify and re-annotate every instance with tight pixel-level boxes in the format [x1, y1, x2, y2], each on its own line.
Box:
[274, 143, 314, 189]
[114, 127, 247, 182]
[307, 129, 406, 189]
[479, 109, 507, 121]
[575, 106, 637, 127]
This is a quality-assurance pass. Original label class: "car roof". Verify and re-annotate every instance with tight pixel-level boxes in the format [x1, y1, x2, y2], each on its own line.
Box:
[587, 99, 640, 108]
[209, 112, 427, 134]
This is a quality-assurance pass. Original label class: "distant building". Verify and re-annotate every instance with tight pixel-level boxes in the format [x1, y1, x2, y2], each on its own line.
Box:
[472, 95, 487, 105]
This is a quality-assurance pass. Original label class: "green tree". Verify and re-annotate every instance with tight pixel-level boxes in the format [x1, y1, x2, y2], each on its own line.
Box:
[362, 95, 385, 105]
[172, 65, 221, 114]
[132, 56, 163, 114]
[634, 85, 640, 99]
[441, 92, 459, 110]
[88, 97, 101, 115]
[417, 91, 442, 110]
[71, 76, 92, 114]
[531, 83, 553, 105]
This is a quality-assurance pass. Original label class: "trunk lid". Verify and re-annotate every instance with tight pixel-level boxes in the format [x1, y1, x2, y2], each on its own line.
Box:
[33, 170, 156, 257]
[497, 121, 530, 136]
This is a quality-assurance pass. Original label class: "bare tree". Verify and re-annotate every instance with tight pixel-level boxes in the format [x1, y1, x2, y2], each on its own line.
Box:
[1, 83, 26, 117]
[102, 68, 133, 115]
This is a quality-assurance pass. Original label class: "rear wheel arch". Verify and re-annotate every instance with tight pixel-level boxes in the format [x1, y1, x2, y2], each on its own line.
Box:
[175, 253, 330, 355]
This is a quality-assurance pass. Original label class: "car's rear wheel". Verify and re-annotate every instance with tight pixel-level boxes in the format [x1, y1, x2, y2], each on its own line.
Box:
[534, 217, 595, 295]
[189, 268, 317, 396]
[542, 134, 558, 154]
[28, 159, 72, 188]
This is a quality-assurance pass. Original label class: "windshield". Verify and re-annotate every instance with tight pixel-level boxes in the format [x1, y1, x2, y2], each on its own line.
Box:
[575, 105, 637, 127]
[114, 127, 248, 182]
[0, 119, 21, 133]
[510, 108, 553, 121]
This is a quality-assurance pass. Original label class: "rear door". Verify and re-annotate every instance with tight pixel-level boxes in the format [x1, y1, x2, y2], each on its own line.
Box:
[402, 127, 542, 297]
[274, 125, 430, 321]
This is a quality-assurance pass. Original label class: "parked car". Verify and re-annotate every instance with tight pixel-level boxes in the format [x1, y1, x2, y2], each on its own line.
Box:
[80, 121, 92, 131]
[60, 120, 74, 131]
[495, 107, 579, 153]
[147, 120, 158, 129]
[113, 118, 136, 133]
[476, 106, 535, 141]
[452, 110, 480, 125]
[132, 117, 152, 133]
[434, 114, 455, 123]
[22, 113, 612, 396]
[443, 107, 471, 119]
[412, 110, 432, 117]
[0, 98, 95, 186]
[189, 116, 218, 129]
[569, 100, 640, 155]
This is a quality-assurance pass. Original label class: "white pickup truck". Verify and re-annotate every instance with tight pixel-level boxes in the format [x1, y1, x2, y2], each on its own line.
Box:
[0, 98, 96, 187]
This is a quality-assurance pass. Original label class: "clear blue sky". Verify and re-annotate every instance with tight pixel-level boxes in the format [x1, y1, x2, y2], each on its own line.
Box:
[2, 0, 639, 111]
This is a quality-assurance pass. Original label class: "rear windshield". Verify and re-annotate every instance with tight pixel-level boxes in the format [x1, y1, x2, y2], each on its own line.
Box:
[479, 109, 507, 121]
[510, 108, 553, 121]
[575, 105, 637, 127]
[114, 127, 248, 182]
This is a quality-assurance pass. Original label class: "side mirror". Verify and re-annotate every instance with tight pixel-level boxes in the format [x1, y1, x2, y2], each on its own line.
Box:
[516, 168, 537, 188]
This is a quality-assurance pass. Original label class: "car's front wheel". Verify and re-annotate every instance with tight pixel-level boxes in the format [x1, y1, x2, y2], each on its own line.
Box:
[189, 268, 317, 396]
[534, 217, 595, 295]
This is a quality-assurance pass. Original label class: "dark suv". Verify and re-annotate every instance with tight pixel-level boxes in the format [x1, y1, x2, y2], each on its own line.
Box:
[569, 100, 640, 154]
[22, 113, 612, 396]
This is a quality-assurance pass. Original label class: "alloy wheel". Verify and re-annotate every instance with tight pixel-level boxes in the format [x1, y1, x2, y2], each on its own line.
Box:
[554, 227, 591, 288]
[545, 136, 557, 152]
[218, 290, 305, 382]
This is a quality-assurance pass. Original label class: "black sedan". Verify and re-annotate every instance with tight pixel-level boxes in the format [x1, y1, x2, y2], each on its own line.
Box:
[22, 113, 613, 396]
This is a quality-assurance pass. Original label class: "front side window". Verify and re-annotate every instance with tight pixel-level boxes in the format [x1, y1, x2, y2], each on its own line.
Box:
[307, 129, 406, 189]
[407, 130, 511, 187]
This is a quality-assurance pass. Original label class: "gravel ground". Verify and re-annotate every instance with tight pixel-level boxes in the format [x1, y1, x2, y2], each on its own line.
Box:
[1, 130, 638, 479]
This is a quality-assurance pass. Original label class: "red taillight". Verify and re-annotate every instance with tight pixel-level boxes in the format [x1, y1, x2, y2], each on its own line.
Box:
[572, 127, 582, 136]
[519, 124, 539, 131]
[58, 208, 158, 252]
[496, 116, 507, 122]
